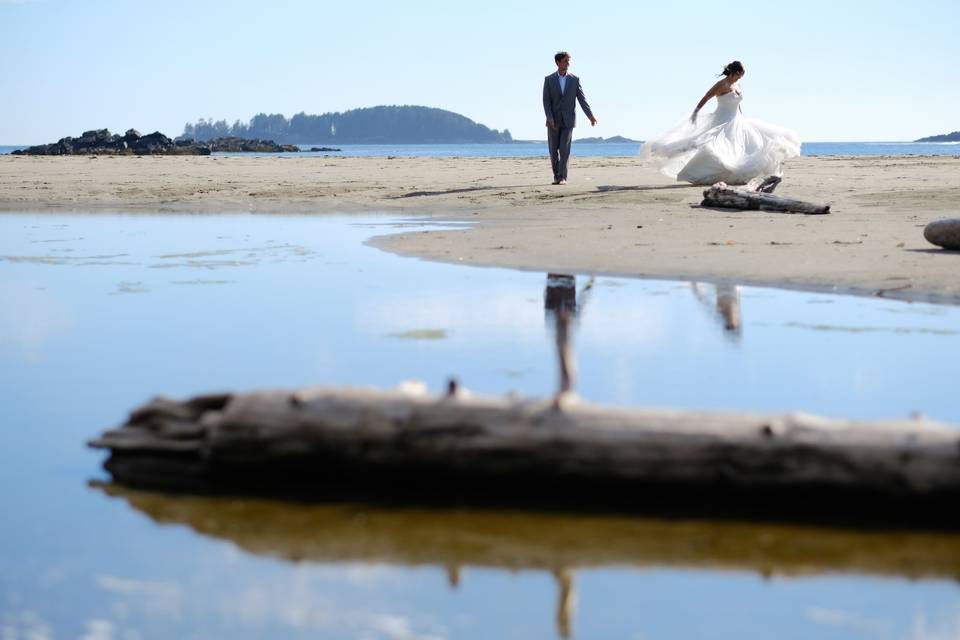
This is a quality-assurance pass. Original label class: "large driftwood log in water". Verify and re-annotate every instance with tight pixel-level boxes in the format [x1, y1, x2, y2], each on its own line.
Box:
[701, 177, 831, 214]
[89, 385, 960, 516]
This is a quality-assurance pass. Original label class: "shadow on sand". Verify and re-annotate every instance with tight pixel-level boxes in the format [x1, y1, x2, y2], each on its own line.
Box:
[595, 184, 695, 193]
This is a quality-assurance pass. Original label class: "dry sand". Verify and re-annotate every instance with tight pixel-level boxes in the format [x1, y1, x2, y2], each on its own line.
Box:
[1, 153, 958, 302]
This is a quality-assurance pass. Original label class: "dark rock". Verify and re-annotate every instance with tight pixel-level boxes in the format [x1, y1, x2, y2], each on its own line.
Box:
[923, 219, 960, 250]
[309, 146, 342, 152]
[80, 129, 112, 146]
[125, 128, 141, 139]
[196, 136, 300, 153]
[131, 132, 175, 154]
[136, 131, 173, 147]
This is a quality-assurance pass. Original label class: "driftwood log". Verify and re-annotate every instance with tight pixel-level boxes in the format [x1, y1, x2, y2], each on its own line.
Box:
[701, 175, 831, 214]
[90, 385, 960, 523]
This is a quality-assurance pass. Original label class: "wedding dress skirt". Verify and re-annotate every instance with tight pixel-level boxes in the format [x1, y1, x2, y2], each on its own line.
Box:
[639, 91, 801, 185]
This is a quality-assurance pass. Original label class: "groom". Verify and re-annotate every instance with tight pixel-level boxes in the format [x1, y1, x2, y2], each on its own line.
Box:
[542, 51, 597, 185]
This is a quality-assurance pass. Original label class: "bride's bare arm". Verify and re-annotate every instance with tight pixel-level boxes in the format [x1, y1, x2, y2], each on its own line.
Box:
[691, 81, 725, 123]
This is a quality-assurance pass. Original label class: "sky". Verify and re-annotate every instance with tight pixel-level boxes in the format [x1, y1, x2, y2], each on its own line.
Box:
[1, 0, 958, 144]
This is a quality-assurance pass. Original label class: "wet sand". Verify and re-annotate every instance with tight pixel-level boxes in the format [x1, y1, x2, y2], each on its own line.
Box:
[2, 154, 959, 302]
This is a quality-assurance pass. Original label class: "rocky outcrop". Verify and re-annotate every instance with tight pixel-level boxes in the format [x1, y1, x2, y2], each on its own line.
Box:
[12, 129, 301, 156]
[200, 136, 299, 153]
[12, 129, 210, 155]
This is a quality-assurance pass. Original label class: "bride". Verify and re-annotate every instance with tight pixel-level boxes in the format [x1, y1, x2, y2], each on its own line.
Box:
[640, 61, 801, 185]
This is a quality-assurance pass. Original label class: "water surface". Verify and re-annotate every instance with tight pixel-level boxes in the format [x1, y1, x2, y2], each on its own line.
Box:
[2, 212, 959, 639]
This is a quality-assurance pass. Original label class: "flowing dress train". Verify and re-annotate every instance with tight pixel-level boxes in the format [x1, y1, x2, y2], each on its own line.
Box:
[640, 91, 801, 185]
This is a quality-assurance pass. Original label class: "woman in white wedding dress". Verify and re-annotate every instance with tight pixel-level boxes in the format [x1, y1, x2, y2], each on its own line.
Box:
[640, 61, 801, 185]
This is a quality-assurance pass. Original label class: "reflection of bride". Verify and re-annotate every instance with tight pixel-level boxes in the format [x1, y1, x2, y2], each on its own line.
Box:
[690, 282, 741, 340]
[640, 61, 801, 185]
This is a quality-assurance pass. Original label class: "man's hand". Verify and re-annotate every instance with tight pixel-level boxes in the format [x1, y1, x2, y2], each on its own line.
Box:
[590, 117, 597, 127]
[546, 119, 556, 130]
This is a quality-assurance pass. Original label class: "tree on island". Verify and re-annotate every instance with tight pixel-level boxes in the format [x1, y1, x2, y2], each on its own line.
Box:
[183, 106, 512, 144]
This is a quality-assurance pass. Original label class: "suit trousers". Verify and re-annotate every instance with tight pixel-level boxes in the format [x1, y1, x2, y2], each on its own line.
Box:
[547, 125, 573, 181]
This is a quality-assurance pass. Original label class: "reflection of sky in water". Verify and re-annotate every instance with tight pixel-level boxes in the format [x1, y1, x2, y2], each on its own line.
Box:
[1, 212, 960, 639]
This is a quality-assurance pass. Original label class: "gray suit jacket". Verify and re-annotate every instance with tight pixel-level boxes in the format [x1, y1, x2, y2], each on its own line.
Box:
[542, 72, 594, 129]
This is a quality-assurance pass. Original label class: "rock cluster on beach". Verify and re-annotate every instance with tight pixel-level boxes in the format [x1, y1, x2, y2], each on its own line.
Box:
[11, 129, 300, 156]
[198, 136, 300, 153]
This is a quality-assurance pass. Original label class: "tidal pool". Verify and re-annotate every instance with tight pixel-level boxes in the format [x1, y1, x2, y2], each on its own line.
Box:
[2, 212, 960, 639]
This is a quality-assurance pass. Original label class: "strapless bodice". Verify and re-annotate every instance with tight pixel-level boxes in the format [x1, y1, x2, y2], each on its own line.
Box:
[715, 91, 742, 116]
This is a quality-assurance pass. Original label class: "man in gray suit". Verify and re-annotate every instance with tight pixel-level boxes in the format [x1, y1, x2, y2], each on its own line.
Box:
[543, 51, 597, 185]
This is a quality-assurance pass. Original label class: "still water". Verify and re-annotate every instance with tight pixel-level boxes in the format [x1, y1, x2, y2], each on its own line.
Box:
[2, 212, 960, 639]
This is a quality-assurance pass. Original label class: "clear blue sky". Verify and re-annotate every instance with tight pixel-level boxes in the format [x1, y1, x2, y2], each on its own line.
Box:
[1, 0, 957, 144]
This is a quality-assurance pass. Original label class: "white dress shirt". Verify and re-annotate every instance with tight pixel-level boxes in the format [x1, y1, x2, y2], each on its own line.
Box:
[558, 72, 567, 95]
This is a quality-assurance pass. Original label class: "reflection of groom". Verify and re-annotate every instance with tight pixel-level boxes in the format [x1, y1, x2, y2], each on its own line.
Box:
[542, 51, 597, 185]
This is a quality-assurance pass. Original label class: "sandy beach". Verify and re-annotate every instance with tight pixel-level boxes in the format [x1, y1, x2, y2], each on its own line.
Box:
[2, 154, 958, 303]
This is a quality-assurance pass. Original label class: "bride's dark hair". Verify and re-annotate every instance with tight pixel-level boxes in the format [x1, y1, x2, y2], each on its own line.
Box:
[720, 61, 745, 77]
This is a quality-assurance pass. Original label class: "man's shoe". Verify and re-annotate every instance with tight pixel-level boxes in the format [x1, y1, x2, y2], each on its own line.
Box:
[552, 180, 560, 185]
[558, 179, 567, 185]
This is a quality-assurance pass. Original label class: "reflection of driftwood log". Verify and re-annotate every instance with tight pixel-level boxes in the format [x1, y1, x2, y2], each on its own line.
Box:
[94, 482, 960, 580]
[701, 175, 830, 214]
[89, 386, 960, 523]
[100, 482, 960, 640]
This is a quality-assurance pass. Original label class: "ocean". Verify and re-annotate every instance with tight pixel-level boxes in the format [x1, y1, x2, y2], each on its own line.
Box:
[1, 141, 958, 157]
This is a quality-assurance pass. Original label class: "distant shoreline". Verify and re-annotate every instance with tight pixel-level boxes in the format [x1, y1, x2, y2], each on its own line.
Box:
[3, 139, 958, 145]
[2, 141, 959, 158]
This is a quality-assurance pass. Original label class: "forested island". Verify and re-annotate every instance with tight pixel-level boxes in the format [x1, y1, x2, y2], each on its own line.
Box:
[183, 106, 512, 144]
[915, 131, 960, 143]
